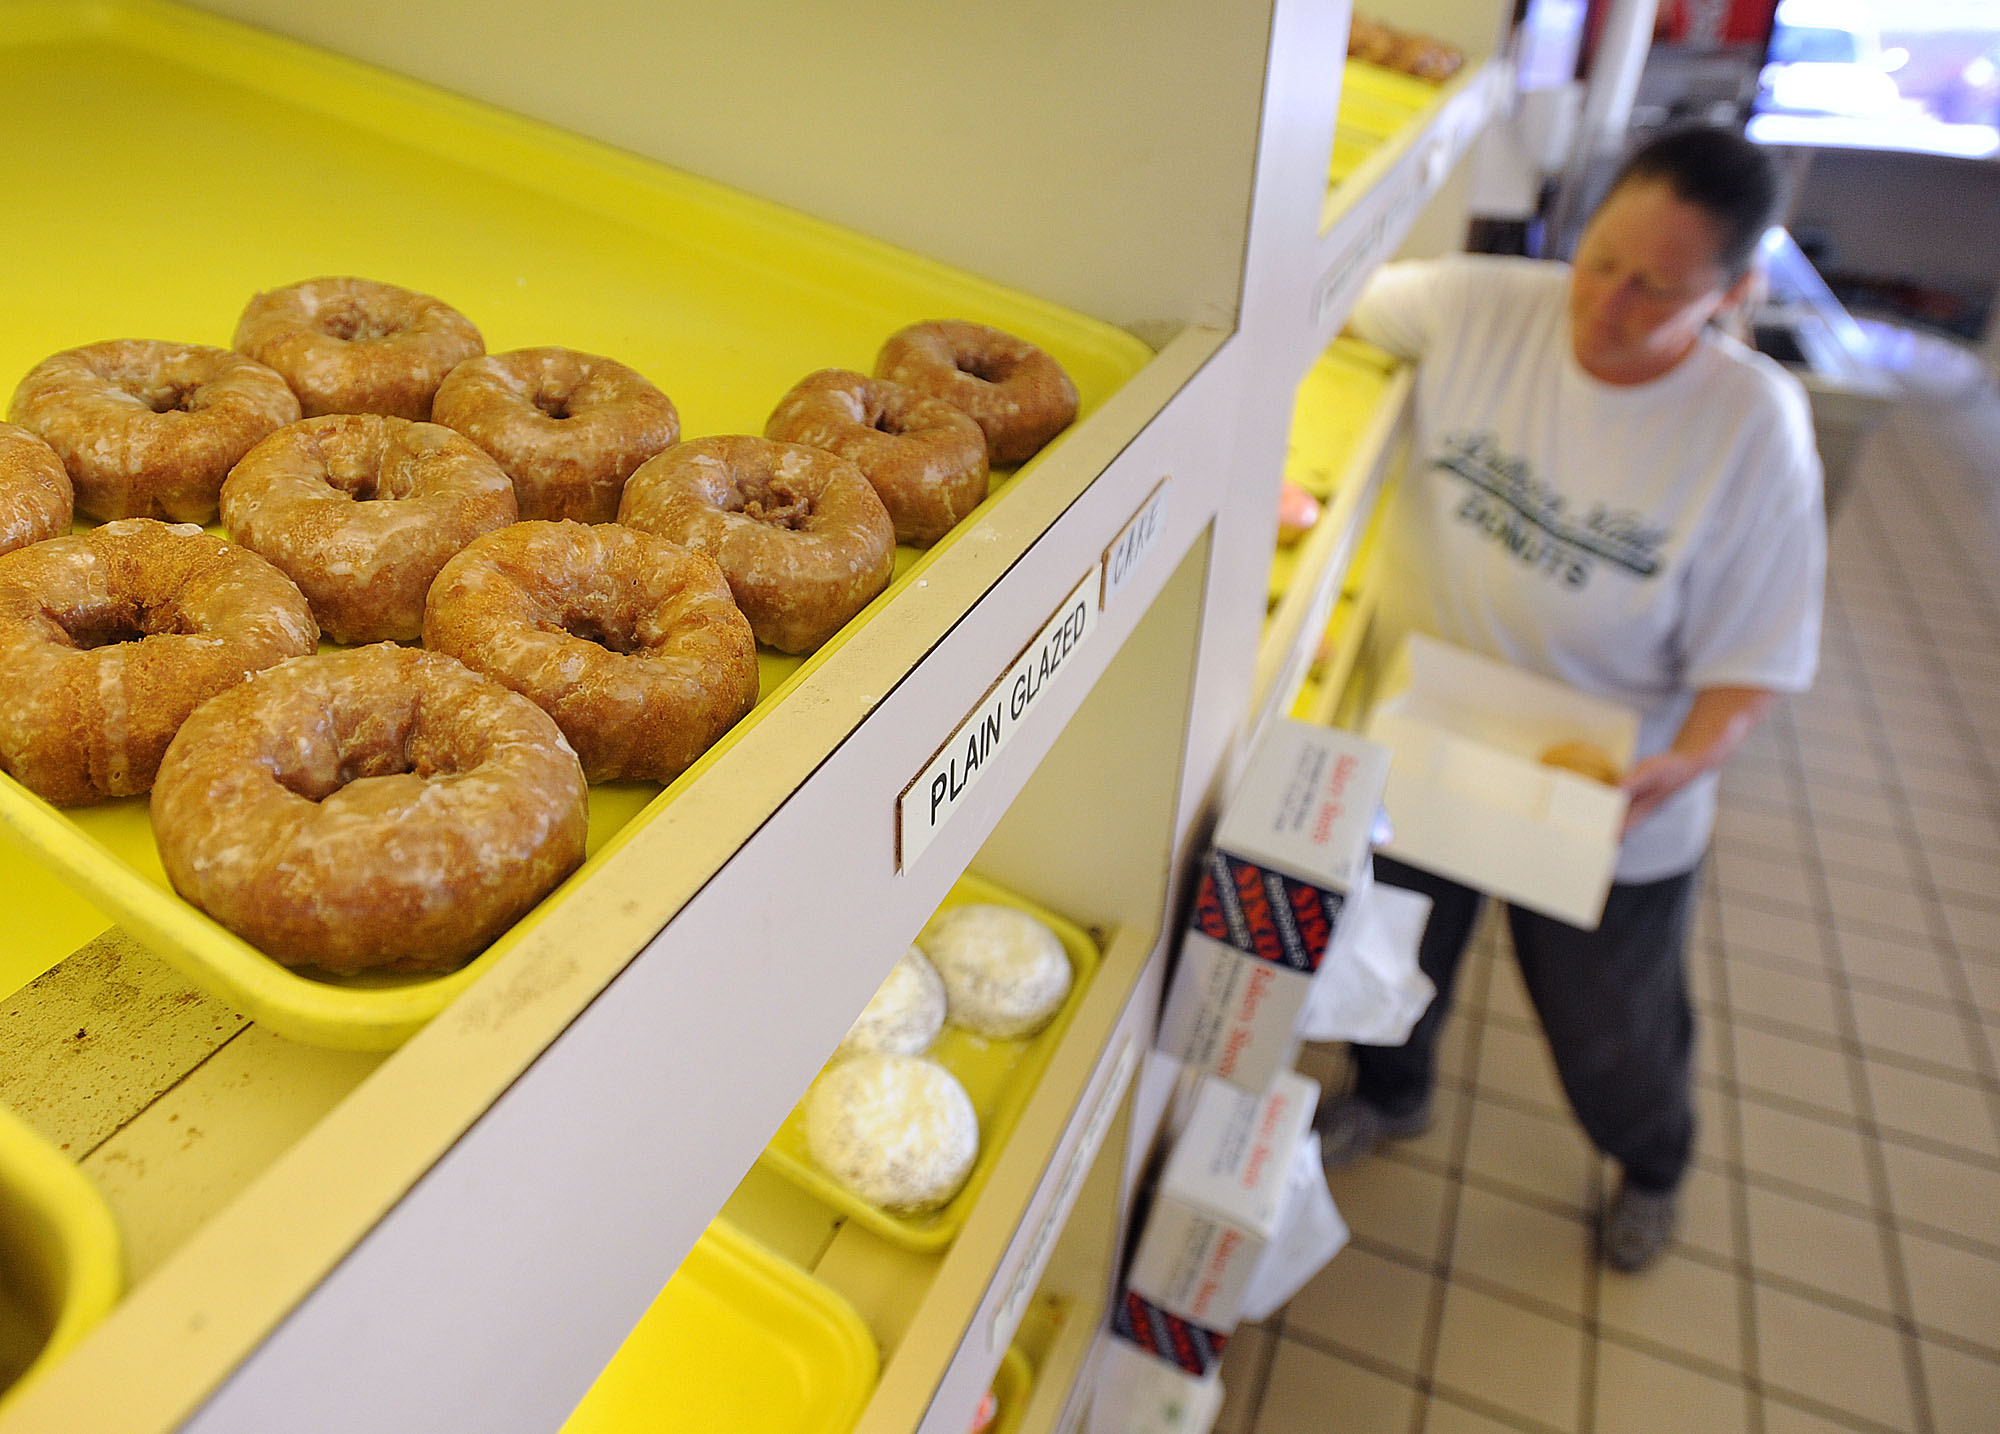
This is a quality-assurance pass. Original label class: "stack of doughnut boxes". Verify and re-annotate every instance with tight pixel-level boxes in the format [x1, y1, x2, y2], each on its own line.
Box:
[1101, 719, 1391, 1428]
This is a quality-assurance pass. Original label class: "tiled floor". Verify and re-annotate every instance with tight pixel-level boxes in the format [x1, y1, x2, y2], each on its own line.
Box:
[1225, 380, 2000, 1434]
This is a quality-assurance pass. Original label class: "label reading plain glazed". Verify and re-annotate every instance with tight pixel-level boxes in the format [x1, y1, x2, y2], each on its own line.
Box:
[898, 571, 1099, 868]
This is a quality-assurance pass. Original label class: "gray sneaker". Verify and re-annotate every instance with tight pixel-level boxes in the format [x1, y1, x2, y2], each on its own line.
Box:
[1316, 1094, 1434, 1171]
[1602, 1179, 1679, 1272]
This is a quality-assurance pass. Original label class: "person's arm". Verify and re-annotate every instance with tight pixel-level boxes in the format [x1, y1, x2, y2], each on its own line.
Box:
[1345, 258, 1451, 362]
[1620, 685, 1777, 833]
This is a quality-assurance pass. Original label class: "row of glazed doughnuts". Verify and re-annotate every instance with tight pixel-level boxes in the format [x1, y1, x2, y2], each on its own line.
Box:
[0, 278, 1079, 975]
[1346, 15, 1464, 84]
[2, 277, 1077, 534]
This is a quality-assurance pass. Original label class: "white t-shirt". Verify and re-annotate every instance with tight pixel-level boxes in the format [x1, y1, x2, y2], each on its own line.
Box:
[1350, 255, 1825, 882]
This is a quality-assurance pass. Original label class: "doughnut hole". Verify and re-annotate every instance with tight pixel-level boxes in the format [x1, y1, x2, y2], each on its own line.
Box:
[532, 383, 575, 421]
[732, 472, 813, 529]
[313, 299, 407, 344]
[59, 599, 189, 650]
[951, 347, 1020, 385]
[268, 686, 474, 802]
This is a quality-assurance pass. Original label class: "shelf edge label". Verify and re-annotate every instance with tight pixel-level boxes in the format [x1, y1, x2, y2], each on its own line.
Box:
[991, 1035, 1140, 1353]
[897, 571, 1099, 870]
[1101, 476, 1171, 610]
[1314, 148, 1431, 327]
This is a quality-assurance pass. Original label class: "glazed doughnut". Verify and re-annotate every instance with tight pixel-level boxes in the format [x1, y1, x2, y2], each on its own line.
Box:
[233, 277, 484, 420]
[423, 520, 758, 783]
[618, 436, 894, 655]
[8, 340, 299, 524]
[1389, 33, 1462, 81]
[874, 321, 1079, 464]
[1538, 740, 1623, 786]
[152, 644, 587, 974]
[432, 347, 680, 523]
[0, 519, 317, 806]
[221, 413, 516, 644]
[0, 422, 72, 555]
[764, 369, 988, 547]
[1347, 16, 1397, 63]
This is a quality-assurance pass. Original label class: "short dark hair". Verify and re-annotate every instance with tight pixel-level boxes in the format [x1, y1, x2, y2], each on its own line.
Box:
[1605, 126, 1785, 279]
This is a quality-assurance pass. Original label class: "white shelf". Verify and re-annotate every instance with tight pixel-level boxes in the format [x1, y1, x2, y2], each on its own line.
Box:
[1251, 365, 1414, 741]
[0, 1, 1541, 1430]
[1309, 62, 1507, 348]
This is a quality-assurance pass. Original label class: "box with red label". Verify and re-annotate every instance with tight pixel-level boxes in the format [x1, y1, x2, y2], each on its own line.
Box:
[1158, 720, 1391, 1091]
[1086, 1333, 1224, 1434]
[1111, 1071, 1319, 1377]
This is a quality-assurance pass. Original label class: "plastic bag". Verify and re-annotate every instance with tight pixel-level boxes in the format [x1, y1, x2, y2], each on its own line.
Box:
[1237, 1131, 1349, 1323]
[1297, 882, 1435, 1045]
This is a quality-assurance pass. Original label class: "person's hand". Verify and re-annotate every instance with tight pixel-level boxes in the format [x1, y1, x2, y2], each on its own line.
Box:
[1619, 750, 1703, 834]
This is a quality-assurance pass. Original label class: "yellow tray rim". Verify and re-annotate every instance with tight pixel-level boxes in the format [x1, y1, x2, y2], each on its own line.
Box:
[756, 873, 1103, 1253]
[561, 1216, 879, 1434]
[0, 0, 1152, 1051]
[987, 1344, 1035, 1434]
[1267, 338, 1400, 603]
[0, 1104, 122, 1419]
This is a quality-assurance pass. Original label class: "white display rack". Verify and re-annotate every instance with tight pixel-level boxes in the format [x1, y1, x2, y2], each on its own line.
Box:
[1250, 365, 1415, 745]
[0, 2, 1522, 1433]
[1309, 62, 1510, 350]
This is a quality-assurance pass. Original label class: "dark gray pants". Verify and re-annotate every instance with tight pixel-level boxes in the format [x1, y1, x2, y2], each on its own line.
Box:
[1351, 854, 1700, 1193]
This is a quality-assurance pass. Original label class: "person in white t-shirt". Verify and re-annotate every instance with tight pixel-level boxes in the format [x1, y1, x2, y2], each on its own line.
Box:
[1318, 126, 1825, 1272]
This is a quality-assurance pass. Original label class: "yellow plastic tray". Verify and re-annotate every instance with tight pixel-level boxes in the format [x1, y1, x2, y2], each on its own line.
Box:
[1328, 60, 1441, 188]
[0, 827, 109, 1002]
[758, 874, 1102, 1253]
[988, 1345, 1035, 1434]
[0, 0, 1150, 1050]
[1327, 128, 1377, 188]
[1267, 338, 1399, 605]
[1345, 58, 1446, 111]
[0, 1104, 122, 1419]
[559, 1219, 877, 1434]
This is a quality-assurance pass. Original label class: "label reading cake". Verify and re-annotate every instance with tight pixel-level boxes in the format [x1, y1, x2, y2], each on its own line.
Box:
[1102, 477, 1171, 610]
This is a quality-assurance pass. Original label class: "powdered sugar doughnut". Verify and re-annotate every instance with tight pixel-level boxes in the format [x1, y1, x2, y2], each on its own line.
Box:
[920, 904, 1073, 1039]
[804, 1053, 978, 1213]
[836, 946, 948, 1059]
